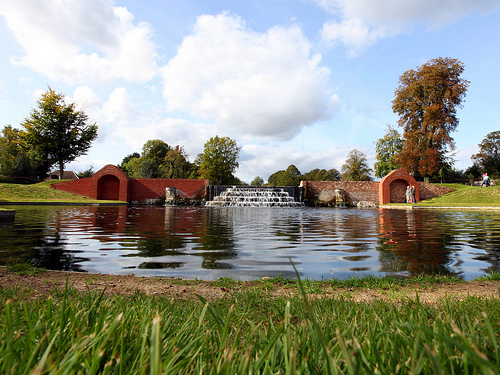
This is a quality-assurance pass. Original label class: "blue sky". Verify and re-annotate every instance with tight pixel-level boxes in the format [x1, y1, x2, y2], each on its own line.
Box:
[0, 0, 499, 182]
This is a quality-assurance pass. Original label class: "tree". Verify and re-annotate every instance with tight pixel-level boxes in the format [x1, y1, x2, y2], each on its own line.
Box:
[301, 168, 340, 181]
[341, 149, 372, 181]
[78, 166, 95, 178]
[22, 88, 98, 179]
[0, 125, 29, 177]
[162, 146, 193, 179]
[472, 131, 500, 178]
[250, 176, 264, 186]
[374, 125, 403, 178]
[199, 136, 241, 185]
[392, 57, 469, 178]
[267, 165, 302, 186]
[119, 152, 140, 176]
[141, 139, 170, 165]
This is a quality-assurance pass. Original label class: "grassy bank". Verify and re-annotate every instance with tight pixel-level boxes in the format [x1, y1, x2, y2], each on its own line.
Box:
[388, 183, 500, 207]
[0, 180, 121, 204]
[1, 273, 500, 374]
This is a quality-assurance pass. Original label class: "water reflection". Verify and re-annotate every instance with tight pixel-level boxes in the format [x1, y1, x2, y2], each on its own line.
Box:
[1, 206, 500, 280]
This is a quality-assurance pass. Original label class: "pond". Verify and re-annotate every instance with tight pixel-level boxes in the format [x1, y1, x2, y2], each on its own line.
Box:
[1, 205, 500, 280]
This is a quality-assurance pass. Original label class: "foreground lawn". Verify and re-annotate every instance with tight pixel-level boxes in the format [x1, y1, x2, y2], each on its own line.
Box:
[1, 271, 500, 374]
[0, 181, 121, 203]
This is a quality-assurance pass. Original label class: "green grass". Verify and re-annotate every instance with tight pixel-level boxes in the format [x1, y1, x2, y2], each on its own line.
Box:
[1, 276, 499, 374]
[387, 183, 500, 207]
[0, 181, 122, 203]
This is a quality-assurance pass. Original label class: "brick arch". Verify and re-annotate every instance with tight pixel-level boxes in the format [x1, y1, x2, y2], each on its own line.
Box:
[90, 164, 130, 202]
[379, 169, 419, 204]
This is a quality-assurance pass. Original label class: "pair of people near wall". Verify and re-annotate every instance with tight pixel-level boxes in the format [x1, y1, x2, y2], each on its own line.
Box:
[406, 185, 416, 203]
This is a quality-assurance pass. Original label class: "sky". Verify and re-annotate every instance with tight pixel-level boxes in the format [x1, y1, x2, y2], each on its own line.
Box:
[0, 0, 499, 183]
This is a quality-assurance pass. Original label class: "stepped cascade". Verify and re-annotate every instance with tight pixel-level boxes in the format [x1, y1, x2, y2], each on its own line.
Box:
[205, 186, 304, 207]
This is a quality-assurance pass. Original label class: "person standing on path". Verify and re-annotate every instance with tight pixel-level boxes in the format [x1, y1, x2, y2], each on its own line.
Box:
[411, 185, 416, 203]
[406, 186, 412, 203]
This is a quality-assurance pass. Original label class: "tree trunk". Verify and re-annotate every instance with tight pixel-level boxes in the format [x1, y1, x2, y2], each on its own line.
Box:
[59, 161, 64, 179]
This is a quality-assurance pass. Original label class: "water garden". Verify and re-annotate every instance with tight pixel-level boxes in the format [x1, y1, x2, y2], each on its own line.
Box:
[1, 182, 500, 373]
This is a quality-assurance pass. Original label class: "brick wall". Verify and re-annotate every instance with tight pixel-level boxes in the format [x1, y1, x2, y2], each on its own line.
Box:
[302, 179, 456, 205]
[303, 181, 380, 204]
[51, 164, 209, 202]
[51, 178, 91, 197]
[128, 179, 208, 201]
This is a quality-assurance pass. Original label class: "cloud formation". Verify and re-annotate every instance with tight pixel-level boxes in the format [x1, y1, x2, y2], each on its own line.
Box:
[161, 12, 335, 140]
[0, 0, 158, 83]
[316, 0, 500, 56]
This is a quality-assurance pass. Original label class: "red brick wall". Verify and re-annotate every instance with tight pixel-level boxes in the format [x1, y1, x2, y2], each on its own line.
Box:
[51, 178, 91, 197]
[303, 181, 380, 204]
[302, 178, 456, 205]
[51, 165, 209, 202]
[128, 179, 208, 201]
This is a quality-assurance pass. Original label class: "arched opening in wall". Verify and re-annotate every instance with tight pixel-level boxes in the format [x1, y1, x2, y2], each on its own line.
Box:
[389, 179, 408, 203]
[97, 175, 120, 200]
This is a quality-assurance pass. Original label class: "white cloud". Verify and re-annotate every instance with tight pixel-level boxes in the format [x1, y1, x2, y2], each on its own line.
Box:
[0, 0, 158, 83]
[316, 0, 500, 56]
[161, 12, 335, 141]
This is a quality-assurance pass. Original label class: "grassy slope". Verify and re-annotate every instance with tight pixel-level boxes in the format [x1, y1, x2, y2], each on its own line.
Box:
[0, 180, 121, 203]
[395, 183, 500, 207]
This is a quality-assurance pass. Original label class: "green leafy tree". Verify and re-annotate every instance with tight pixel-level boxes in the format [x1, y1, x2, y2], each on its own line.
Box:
[301, 168, 340, 181]
[341, 149, 372, 181]
[0, 125, 32, 178]
[77, 166, 95, 178]
[392, 57, 469, 178]
[250, 176, 264, 186]
[162, 146, 193, 179]
[199, 136, 241, 185]
[22, 88, 98, 179]
[141, 139, 170, 165]
[472, 131, 500, 178]
[119, 152, 140, 176]
[374, 125, 404, 178]
[267, 165, 302, 186]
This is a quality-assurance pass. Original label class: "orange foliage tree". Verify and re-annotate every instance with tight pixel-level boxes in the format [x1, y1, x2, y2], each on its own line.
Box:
[392, 57, 469, 179]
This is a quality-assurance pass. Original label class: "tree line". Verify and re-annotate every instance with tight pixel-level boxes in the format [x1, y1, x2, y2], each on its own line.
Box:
[2, 58, 499, 185]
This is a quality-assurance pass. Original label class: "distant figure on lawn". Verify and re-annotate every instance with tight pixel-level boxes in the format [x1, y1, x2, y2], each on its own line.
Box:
[406, 186, 412, 203]
[482, 173, 491, 187]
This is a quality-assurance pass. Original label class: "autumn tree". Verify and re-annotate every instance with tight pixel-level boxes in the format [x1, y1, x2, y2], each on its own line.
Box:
[198, 136, 241, 185]
[472, 131, 500, 178]
[22, 88, 98, 179]
[392, 57, 469, 179]
[374, 125, 404, 178]
[341, 149, 372, 181]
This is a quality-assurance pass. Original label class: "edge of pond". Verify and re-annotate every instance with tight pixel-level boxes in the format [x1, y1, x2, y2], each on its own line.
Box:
[379, 205, 500, 210]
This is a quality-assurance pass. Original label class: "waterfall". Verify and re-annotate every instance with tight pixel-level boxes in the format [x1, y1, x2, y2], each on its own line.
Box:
[205, 186, 304, 207]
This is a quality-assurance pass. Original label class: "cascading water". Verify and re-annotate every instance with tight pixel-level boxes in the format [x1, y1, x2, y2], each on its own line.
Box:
[205, 186, 304, 207]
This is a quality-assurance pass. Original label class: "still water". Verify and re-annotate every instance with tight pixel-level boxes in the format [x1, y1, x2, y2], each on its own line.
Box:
[1, 205, 500, 280]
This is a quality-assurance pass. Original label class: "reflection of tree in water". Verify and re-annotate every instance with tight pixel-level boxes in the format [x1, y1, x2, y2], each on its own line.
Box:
[0, 207, 87, 271]
[192, 208, 236, 269]
[120, 206, 188, 269]
[377, 209, 461, 277]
